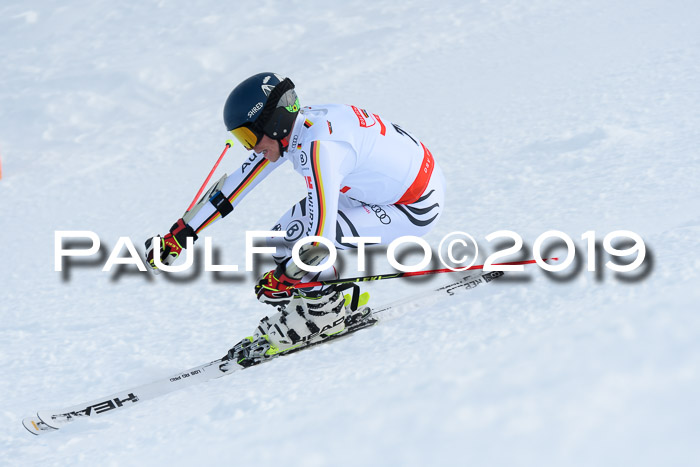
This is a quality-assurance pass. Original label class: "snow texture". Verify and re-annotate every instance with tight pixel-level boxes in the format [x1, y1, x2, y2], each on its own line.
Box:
[1, 0, 700, 465]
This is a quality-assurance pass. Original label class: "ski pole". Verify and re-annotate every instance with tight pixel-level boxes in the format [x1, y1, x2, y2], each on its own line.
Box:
[185, 140, 234, 212]
[294, 258, 558, 288]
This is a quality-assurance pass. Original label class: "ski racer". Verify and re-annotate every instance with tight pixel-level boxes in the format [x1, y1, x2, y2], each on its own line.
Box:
[145, 72, 446, 361]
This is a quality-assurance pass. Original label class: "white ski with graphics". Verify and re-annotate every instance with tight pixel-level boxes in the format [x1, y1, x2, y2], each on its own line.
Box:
[24, 269, 504, 435]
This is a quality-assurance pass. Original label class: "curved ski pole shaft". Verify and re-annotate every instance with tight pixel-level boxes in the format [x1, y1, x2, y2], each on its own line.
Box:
[294, 258, 558, 288]
[185, 140, 233, 212]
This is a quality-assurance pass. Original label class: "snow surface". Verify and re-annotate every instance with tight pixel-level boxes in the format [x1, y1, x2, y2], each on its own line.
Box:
[2, 0, 700, 465]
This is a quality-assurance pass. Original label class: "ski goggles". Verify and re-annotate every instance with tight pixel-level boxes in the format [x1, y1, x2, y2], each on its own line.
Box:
[230, 125, 263, 150]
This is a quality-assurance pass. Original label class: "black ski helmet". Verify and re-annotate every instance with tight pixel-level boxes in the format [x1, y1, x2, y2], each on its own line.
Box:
[223, 72, 300, 150]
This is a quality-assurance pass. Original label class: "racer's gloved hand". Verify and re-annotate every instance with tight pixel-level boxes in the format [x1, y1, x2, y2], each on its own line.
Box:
[255, 262, 301, 307]
[145, 218, 198, 274]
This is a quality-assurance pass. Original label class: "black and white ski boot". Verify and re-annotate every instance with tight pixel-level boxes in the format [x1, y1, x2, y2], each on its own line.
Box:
[225, 285, 370, 366]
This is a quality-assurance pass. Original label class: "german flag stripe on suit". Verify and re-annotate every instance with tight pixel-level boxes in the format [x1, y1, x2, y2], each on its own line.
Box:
[309, 141, 326, 240]
[195, 158, 271, 234]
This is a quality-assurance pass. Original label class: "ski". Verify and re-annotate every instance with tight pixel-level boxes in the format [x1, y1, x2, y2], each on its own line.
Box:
[32, 313, 380, 433]
[27, 269, 504, 435]
[22, 416, 57, 436]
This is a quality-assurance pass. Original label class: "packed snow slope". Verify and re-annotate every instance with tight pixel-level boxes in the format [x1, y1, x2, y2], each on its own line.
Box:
[2, 1, 700, 465]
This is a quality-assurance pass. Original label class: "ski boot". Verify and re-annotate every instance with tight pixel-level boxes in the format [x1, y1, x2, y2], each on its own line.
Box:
[225, 285, 371, 366]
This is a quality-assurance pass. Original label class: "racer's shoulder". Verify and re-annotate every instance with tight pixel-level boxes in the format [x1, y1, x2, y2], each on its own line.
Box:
[299, 104, 363, 141]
